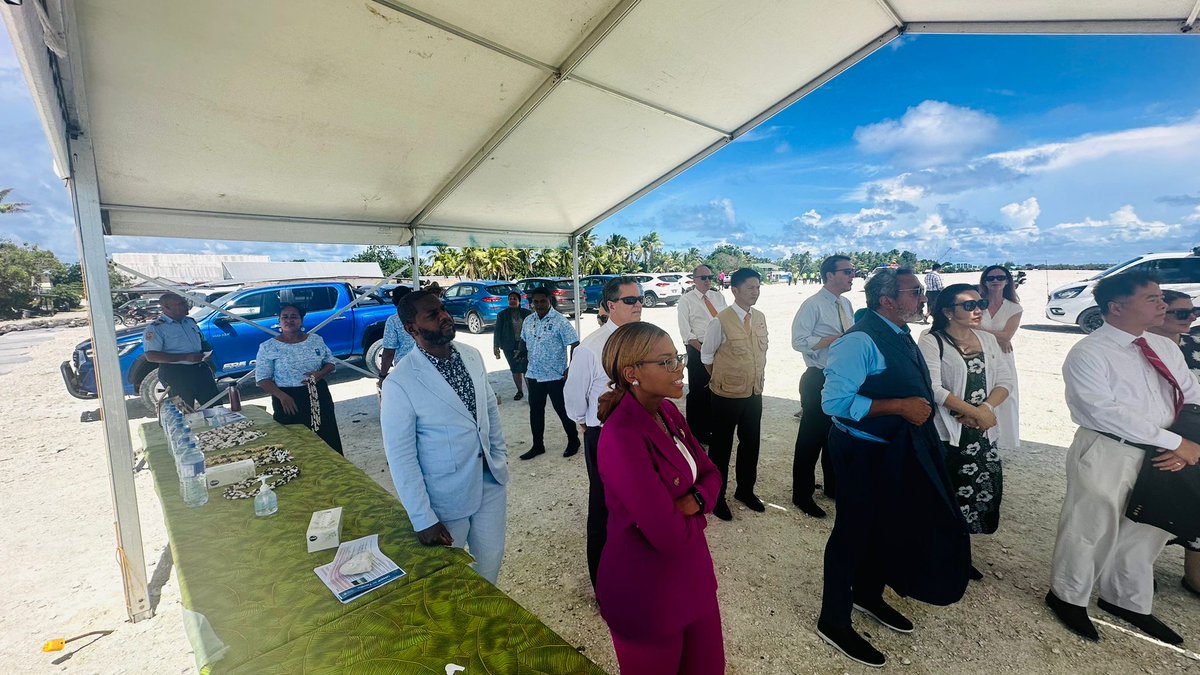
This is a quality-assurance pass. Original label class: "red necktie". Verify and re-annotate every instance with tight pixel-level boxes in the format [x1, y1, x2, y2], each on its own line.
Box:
[1133, 337, 1184, 418]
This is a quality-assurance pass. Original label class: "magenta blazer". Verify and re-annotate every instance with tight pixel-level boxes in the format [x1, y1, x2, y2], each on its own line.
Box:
[596, 395, 723, 638]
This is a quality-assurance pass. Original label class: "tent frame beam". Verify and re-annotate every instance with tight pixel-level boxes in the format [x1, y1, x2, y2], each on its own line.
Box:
[906, 19, 1199, 35]
[101, 204, 414, 246]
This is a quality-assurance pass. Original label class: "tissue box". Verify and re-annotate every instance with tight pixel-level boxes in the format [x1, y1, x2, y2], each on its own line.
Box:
[206, 458, 255, 489]
[307, 507, 343, 553]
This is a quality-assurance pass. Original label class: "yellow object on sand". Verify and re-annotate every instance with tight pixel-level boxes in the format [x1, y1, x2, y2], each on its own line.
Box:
[42, 639, 66, 652]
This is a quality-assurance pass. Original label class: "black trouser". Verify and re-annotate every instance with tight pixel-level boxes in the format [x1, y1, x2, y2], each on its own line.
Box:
[925, 291, 941, 316]
[684, 344, 713, 442]
[528, 378, 579, 451]
[708, 392, 763, 502]
[273, 380, 343, 455]
[819, 427, 887, 628]
[156, 362, 219, 409]
[583, 425, 606, 589]
[792, 367, 836, 501]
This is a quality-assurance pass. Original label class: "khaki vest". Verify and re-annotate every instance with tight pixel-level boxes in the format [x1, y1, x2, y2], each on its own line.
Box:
[709, 306, 767, 398]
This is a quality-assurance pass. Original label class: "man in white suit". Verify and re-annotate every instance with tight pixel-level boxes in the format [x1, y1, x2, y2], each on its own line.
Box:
[381, 290, 509, 583]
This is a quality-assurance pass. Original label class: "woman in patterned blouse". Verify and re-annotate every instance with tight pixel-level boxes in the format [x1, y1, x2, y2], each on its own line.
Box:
[1148, 289, 1200, 595]
[255, 304, 343, 454]
[917, 283, 1016, 581]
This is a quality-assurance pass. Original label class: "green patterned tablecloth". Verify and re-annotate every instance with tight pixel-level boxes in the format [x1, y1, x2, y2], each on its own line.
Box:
[140, 407, 602, 675]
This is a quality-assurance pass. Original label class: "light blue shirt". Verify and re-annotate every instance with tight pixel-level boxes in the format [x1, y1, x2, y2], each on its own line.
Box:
[821, 311, 910, 443]
[382, 314, 416, 358]
[521, 308, 579, 382]
[254, 333, 336, 387]
[143, 315, 204, 355]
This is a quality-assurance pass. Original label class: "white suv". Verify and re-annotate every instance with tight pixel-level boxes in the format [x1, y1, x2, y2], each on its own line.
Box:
[1045, 248, 1200, 333]
[631, 273, 685, 308]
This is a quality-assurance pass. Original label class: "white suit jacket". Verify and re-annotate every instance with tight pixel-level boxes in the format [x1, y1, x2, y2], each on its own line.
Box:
[381, 342, 508, 531]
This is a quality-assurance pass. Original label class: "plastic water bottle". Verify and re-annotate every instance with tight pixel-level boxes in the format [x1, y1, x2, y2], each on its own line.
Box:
[179, 443, 208, 507]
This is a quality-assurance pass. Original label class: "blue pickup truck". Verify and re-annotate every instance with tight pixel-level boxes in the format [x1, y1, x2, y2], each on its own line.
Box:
[61, 280, 397, 409]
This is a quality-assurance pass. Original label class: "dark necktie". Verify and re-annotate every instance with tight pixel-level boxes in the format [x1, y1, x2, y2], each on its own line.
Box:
[1133, 337, 1185, 418]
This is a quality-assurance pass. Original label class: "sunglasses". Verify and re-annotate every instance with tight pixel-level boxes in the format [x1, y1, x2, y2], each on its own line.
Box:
[1166, 308, 1200, 320]
[833, 269, 856, 276]
[951, 299, 990, 312]
[984, 275, 1008, 283]
[614, 296, 643, 306]
[694, 275, 713, 281]
[896, 287, 925, 295]
[636, 354, 686, 372]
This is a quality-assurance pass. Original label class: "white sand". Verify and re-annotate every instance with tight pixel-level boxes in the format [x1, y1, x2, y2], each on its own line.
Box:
[2, 269, 1198, 673]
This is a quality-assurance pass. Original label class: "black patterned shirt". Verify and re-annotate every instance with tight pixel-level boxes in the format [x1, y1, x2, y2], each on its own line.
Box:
[420, 344, 477, 420]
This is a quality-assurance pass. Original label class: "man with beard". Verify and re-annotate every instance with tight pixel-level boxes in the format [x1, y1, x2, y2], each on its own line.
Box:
[816, 268, 969, 668]
[381, 291, 509, 583]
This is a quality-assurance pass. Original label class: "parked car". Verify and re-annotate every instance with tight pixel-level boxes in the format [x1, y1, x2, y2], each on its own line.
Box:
[578, 274, 623, 311]
[514, 277, 579, 317]
[442, 280, 526, 334]
[1046, 248, 1200, 333]
[62, 280, 397, 409]
[630, 273, 684, 307]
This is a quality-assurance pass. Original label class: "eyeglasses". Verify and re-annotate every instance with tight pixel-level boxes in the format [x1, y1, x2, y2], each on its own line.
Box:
[833, 269, 856, 276]
[694, 275, 713, 281]
[896, 287, 925, 295]
[984, 275, 1008, 283]
[636, 354, 686, 372]
[1166, 308, 1200, 320]
[614, 296, 644, 306]
[951, 299, 990, 312]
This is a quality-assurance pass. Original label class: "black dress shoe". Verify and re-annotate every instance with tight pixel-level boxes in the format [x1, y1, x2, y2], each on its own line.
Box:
[519, 447, 545, 460]
[1183, 577, 1200, 598]
[793, 498, 827, 519]
[1044, 591, 1099, 641]
[713, 501, 733, 521]
[734, 493, 766, 512]
[1097, 597, 1183, 645]
[816, 622, 885, 668]
[513, 391, 524, 401]
[563, 442, 580, 457]
[969, 565, 984, 581]
[854, 598, 914, 633]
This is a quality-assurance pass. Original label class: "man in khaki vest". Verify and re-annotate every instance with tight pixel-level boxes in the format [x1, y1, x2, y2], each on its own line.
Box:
[701, 267, 767, 520]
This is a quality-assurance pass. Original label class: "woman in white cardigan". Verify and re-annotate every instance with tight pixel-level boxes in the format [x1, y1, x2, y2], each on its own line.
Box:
[919, 283, 1015, 580]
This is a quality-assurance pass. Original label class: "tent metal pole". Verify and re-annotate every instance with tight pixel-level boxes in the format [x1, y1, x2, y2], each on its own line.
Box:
[69, 135, 153, 623]
[411, 229, 421, 290]
[570, 235, 581, 336]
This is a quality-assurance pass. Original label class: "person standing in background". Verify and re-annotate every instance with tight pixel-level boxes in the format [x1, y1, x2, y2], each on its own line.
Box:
[493, 291, 531, 401]
[923, 263, 944, 324]
[565, 276, 643, 588]
[702, 268, 767, 521]
[978, 265, 1022, 449]
[790, 255, 855, 518]
[143, 292, 218, 409]
[378, 286, 416, 386]
[519, 287, 580, 460]
[676, 264, 727, 444]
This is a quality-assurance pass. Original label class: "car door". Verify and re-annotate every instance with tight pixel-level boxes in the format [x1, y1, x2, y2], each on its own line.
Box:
[443, 284, 470, 321]
[295, 285, 352, 356]
[203, 289, 285, 376]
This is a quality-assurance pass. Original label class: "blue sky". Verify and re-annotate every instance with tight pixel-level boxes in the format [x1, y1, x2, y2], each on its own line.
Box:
[2, 27, 1198, 265]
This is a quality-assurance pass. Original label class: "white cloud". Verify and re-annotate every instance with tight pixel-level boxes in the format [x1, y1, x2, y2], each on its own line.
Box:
[854, 101, 999, 167]
[1000, 197, 1040, 231]
[989, 119, 1200, 175]
[1184, 206, 1200, 224]
[800, 209, 821, 226]
[1050, 205, 1180, 243]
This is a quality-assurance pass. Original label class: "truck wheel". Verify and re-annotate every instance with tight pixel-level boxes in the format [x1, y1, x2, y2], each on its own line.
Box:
[365, 339, 384, 377]
[642, 292, 658, 308]
[139, 370, 165, 410]
[466, 311, 485, 334]
[1078, 307, 1104, 334]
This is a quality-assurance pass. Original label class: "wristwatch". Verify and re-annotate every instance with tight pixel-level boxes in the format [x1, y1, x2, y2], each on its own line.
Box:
[690, 487, 706, 511]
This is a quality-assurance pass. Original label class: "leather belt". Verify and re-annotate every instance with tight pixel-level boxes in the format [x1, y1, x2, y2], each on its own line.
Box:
[1092, 429, 1157, 453]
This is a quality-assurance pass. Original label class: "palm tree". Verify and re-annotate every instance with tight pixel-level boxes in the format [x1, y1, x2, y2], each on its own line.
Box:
[0, 188, 30, 215]
[638, 231, 663, 270]
[428, 247, 463, 278]
[603, 234, 635, 271]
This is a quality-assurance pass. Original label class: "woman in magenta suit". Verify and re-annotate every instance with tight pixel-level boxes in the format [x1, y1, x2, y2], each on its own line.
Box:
[596, 322, 725, 674]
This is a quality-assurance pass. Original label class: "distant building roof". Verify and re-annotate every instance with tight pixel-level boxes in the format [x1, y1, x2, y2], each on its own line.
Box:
[221, 261, 383, 281]
[112, 253, 270, 283]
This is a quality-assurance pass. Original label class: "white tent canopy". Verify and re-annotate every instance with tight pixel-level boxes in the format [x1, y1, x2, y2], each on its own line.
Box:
[3, 0, 1197, 623]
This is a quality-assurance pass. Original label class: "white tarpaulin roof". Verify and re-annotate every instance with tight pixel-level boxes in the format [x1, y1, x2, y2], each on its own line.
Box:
[5, 1, 1198, 249]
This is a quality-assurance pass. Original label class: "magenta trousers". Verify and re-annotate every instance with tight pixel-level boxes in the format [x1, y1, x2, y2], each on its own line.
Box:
[609, 607, 724, 675]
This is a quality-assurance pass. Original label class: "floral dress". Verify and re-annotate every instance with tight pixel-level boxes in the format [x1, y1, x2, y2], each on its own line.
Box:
[945, 350, 1003, 535]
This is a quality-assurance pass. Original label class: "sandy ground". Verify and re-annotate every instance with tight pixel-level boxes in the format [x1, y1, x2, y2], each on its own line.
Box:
[3, 270, 1199, 674]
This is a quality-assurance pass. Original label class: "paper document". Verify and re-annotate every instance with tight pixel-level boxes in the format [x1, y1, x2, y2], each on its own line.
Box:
[314, 534, 405, 604]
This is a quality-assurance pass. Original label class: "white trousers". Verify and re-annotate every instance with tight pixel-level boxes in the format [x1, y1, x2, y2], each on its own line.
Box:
[442, 469, 507, 584]
[1050, 428, 1170, 614]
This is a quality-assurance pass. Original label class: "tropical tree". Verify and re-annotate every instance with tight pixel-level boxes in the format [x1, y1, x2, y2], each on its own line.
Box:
[428, 246, 464, 278]
[638, 231, 663, 270]
[0, 188, 30, 215]
[344, 245, 409, 277]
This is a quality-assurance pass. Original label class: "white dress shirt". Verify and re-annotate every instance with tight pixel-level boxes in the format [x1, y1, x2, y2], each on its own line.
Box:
[700, 304, 751, 365]
[791, 288, 854, 369]
[676, 287, 728, 344]
[1063, 322, 1200, 450]
[565, 319, 619, 427]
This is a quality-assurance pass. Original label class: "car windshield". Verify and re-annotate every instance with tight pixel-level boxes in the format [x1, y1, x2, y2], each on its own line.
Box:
[1089, 257, 1143, 280]
[553, 280, 575, 291]
[659, 275, 681, 282]
[487, 284, 518, 296]
[189, 292, 235, 320]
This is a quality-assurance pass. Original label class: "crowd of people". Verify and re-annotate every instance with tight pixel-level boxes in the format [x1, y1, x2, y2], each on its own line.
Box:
[144, 257, 1200, 672]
